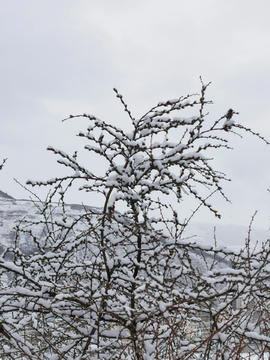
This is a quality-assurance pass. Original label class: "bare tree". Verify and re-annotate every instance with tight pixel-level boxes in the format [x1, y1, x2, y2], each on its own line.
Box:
[0, 81, 270, 359]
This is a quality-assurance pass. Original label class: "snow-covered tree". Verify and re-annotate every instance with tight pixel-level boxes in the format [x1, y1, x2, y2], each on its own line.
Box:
[1, 81, 270, 359]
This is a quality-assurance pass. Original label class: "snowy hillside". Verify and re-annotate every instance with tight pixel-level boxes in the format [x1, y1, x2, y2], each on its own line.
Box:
[0, 190, 269, 254]
[0, 190, 96, 254]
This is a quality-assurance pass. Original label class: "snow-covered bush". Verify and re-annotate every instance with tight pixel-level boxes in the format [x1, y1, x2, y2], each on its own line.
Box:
[1, 81, 270, 359]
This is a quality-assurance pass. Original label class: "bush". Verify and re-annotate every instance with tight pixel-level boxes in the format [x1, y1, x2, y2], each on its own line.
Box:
[0, 81, 270, 359]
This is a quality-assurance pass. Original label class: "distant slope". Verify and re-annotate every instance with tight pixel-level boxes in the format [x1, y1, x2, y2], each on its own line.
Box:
[0, 190, 15, 200]
[0, 191, 93, 254]
[0, 190, 269, 253]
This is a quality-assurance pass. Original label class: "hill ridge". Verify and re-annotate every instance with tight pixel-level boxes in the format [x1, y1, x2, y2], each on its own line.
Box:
[0, 190, 15, 200]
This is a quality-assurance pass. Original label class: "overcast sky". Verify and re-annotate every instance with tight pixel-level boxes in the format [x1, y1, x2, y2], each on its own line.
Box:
[1, 1, 270, 231]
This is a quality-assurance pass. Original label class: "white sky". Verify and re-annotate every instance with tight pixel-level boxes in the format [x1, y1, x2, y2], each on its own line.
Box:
[1, 0, 270, 230]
